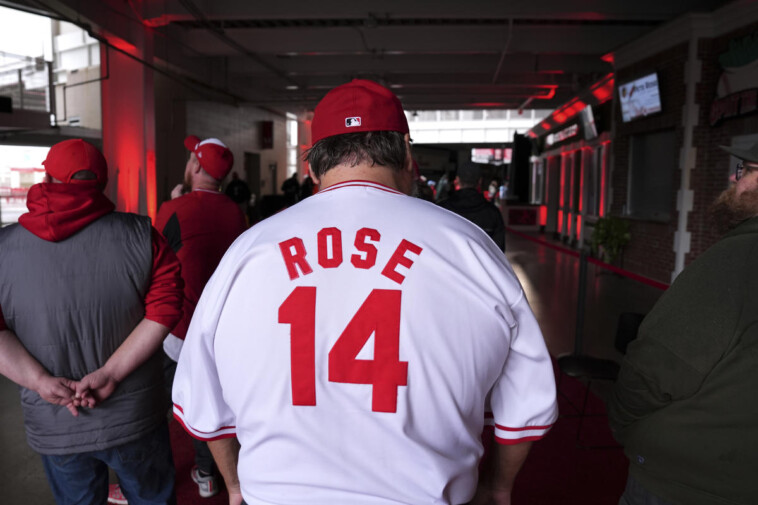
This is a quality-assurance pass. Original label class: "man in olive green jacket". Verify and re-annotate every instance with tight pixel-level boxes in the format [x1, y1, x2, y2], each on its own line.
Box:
[609, 143, 758, 505]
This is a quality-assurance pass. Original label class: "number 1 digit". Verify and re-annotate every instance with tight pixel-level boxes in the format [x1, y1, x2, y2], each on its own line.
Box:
[278, 286, 317, 405]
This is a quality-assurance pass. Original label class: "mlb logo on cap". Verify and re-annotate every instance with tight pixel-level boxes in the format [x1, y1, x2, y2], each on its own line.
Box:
[345, 117, 362, 127]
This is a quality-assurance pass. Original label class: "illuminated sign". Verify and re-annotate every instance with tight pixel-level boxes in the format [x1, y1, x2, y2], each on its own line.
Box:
[545, 124, 579, 146]
[619, 73, 662, 122]
[471, 148, 512, 164]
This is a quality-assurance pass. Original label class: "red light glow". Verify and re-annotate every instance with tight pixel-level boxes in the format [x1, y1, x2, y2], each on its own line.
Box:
[568, 153, 575, 212]
[590, 73, 615, 104]
[559, 154, 566, 208]
[601, 53, 614, 65]
[558, 210, 563, 233]
[146, 149, 156, 221]
[107, 35, 137, 54]
[539, 205, 547, 226]
[576, 215, 582, 238]
[579, 149, 586, 213]
[534, 86, 557, 100]
[600, 143, 609, 217]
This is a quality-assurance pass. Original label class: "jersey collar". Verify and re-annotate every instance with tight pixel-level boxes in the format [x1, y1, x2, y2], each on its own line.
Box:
[319, 180, 404, 195]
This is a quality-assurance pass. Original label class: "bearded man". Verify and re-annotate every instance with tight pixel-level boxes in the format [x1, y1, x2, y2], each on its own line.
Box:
[607, 143, 758, 505]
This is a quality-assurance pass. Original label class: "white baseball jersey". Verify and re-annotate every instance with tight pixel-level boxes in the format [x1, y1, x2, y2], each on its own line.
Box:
[173, 180, 558, 505]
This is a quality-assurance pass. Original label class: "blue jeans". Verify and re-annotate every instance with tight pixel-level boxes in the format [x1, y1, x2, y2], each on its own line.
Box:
[619, 473, 676, 505]
[41, 421, 176, 505]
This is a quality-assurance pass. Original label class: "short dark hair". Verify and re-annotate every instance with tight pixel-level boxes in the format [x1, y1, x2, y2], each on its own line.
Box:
[70, 170, 97, 180]
[305, 131, 408, 177]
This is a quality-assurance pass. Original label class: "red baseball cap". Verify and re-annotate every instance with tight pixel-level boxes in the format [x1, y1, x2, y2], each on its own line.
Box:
[184, 135, 234, 180]
[42, 139, 108, 185]
[311, 79, 409, 144]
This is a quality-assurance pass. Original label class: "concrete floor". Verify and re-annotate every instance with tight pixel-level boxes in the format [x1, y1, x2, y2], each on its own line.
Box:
[0, 229, 664, 504]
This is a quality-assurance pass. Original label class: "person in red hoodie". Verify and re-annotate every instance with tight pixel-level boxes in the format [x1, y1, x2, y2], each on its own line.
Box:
[154, 135, 247, 499]
[0, 139, 184, 505]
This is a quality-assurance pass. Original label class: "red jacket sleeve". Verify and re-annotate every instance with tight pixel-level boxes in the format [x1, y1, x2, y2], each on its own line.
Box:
[0, 305, 6, 331]
[144, 227, 184, 329]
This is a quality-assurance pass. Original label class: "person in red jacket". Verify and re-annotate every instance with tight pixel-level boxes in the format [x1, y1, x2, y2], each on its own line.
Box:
[154, 135, 247, 499]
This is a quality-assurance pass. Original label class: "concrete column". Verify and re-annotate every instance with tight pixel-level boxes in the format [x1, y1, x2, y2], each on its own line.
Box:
[100, 30, 157, 220]
[671, 34, 701, 282]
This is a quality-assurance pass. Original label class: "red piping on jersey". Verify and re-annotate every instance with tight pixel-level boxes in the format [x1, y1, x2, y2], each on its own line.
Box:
[495, 434, 547, 445]
[173, 404, 237, 440]
[173, 412, 238, 442]
[319, 180, 404, 195]
[495, 423, 554, 432]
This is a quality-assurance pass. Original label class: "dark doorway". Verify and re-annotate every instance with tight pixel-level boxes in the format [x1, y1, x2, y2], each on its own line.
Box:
[245, 152, 261, 200]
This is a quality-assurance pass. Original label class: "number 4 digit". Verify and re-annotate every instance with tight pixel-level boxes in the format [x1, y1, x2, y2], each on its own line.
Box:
[278, 288, 408, 413]
[329, 289, 408, 413]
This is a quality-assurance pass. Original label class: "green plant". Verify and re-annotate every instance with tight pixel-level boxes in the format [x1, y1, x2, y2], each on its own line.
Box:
[591, 217, 631, 264]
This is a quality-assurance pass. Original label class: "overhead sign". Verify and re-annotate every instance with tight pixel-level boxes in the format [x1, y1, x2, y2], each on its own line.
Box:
[471, 148, 512, 164]
[618, 73, 662, 122]
[545, 124, 578, 146]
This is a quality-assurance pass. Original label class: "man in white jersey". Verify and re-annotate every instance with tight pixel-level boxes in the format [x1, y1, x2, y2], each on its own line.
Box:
[172, 79, 558, 505]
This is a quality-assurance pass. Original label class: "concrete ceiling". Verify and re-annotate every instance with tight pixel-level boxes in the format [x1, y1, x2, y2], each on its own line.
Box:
[6, 0, 734, 113]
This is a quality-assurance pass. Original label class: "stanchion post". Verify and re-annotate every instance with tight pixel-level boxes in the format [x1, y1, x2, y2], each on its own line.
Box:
[574, 249, 588, 355]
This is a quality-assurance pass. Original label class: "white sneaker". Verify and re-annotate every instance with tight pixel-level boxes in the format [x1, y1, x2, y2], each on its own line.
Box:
[190, 465, 220, 498]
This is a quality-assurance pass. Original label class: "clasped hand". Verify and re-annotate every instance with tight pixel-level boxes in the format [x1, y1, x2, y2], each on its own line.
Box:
[35, 368, 118, 417]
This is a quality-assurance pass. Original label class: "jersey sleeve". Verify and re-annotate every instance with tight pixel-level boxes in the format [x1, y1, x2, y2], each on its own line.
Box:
[0, 305, 6, 331]
[172, 247, 238, 441]
[488, 292, 558, 444]
[144, 227, 184, 329]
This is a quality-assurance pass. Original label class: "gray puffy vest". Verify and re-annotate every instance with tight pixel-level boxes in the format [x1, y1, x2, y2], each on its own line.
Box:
[0, 212, 167, 455]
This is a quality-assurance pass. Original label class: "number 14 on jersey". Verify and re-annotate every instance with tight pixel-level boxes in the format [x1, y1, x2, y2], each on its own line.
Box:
[278, 287, 408, 413]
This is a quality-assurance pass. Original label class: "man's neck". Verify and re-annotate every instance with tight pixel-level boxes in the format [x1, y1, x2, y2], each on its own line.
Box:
[318, 162, 409, 193]
[192, 180, 219, 192]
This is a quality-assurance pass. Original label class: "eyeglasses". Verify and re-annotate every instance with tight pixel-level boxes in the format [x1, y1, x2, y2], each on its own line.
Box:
[736, 162, 746, 181]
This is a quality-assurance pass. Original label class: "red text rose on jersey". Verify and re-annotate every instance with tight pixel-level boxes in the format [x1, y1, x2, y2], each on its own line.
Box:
[277, 227, 423, 284]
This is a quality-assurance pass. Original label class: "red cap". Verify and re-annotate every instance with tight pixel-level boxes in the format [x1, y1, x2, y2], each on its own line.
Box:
[184, 135, 234, 180]
[42, 139, 108, 185]
[311, 79, 409, 144]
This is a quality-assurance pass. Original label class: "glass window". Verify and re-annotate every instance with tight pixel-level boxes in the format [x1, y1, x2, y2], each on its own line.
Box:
[0, 145, 49, 226]
[627, 130, 676, 221]
[286, 119, 299, 177]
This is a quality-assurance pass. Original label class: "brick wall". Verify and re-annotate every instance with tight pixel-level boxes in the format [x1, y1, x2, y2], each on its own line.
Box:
[611, 43, 688, 283]
[686, 22, 758, 265]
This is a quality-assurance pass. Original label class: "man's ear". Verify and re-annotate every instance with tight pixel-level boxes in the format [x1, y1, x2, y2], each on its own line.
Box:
[403, 133, 414, 174]
[308, 166, 320, 185]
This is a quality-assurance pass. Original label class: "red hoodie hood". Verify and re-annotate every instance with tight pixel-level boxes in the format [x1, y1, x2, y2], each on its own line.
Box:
[19, 183, 115, 242]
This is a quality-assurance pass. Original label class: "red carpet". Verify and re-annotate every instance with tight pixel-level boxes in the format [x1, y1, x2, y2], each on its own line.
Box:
[169, 363, 628, 505]
[511, 363, 628, 504]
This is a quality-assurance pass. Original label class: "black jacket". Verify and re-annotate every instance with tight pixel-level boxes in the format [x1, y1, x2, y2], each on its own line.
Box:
[438, 188, 505, 251]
